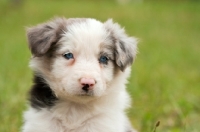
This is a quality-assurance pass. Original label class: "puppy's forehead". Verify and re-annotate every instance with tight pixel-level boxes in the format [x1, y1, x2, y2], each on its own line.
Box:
[59, 19, 111, 54]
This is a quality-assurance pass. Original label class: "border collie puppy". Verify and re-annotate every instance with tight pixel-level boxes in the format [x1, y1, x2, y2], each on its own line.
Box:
[22, 17, 138, 132]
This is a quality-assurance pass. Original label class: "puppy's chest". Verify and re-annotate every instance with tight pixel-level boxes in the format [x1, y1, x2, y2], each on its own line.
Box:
[55, 112, 94, 130]
[50, 112, 121, 132]
[47, 105, 122, 132]
[49, 105, 100, 131]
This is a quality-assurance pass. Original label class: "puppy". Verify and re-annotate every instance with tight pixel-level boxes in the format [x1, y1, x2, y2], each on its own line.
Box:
[22, 17, 138, 132]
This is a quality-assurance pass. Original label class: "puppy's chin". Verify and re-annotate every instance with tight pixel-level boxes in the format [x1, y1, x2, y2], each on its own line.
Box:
[61, 94, 98, 104]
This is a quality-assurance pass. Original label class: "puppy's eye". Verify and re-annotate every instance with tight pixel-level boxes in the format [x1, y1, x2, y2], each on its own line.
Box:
[99, 56, 109, 64]
[63, 53, 74, 60]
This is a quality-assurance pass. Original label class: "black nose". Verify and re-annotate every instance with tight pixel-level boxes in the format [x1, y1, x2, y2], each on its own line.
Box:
[82, 84, 90, 92]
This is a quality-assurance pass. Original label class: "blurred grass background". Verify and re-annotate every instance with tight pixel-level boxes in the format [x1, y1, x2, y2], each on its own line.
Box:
[0, 0, 200, 132]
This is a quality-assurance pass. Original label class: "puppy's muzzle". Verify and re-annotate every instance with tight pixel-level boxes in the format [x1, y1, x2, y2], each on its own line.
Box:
[80, 78, 95, 92]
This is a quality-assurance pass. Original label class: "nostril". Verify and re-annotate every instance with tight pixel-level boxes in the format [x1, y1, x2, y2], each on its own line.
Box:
[80, 78, 95, 86]
[82, 83, 94, 87]
[82, 84, 90, 92]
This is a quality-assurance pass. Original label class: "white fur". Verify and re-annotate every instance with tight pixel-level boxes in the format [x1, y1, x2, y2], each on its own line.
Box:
[23, 18, 138, 132]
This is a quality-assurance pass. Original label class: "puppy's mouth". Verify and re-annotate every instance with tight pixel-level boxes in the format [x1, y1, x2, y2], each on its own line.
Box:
[78, 92, 94, 97]
[78, 84, 94, 96]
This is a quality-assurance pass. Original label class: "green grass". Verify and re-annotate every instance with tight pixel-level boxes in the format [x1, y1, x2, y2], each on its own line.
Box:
[0, 0, 200, 132]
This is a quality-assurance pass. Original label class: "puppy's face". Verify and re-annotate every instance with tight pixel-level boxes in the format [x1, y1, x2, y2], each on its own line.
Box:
[27, 18, 137, 102]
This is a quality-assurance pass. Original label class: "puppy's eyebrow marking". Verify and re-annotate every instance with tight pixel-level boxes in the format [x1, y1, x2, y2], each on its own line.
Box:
[100, 42, 115, 59]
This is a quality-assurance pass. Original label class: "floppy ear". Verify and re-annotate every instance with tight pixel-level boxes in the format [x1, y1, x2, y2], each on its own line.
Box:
[104, 19, 138, 71]
[26, 18, 67, 57]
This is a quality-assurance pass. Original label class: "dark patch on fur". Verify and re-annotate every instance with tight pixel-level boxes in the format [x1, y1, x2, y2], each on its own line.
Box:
[27, 18, 88, 58]
[109, 36, 134, 71]
[115, 39, 135, 71]
[29, 75, 58, 109]
[115, 41, 134, 72]
[119, 40, 126, 52]
[104, 21, 136, 71]
[27, 18, 67, 57]
[45, 42, 61, 58]
[45, 25, 54, 30]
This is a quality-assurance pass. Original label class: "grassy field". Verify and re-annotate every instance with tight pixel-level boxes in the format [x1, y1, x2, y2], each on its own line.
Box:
[0, 0, 200, 132]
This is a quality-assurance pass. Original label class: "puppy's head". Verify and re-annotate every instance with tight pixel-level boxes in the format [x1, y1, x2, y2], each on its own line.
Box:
[27, 18, 137, 103]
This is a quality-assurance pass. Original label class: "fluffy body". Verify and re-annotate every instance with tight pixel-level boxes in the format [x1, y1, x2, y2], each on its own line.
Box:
[22, 18, 138, 132]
